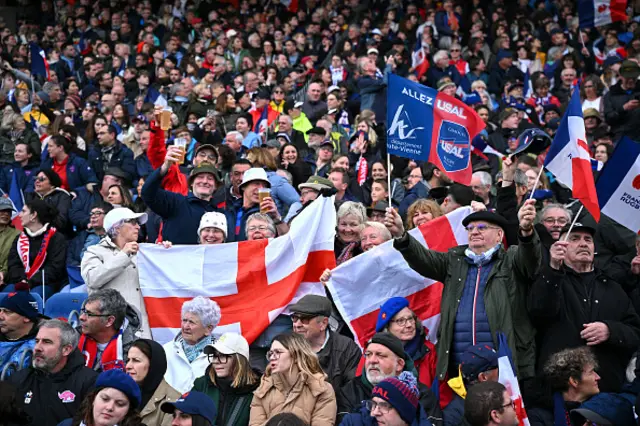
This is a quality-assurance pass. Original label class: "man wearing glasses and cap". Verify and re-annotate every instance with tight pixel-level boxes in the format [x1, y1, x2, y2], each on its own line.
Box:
[528, 222, 640, 393]
[385, 200, 541, 392]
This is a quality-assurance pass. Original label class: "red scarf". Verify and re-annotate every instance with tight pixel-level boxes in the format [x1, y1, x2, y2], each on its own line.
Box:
[17, 227, 56, 280]
[78, 322, 126, 371]
[356, 155, 368, 186]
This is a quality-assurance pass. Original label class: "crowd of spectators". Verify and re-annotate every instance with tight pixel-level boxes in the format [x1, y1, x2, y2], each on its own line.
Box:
[0, 0, 637, 425]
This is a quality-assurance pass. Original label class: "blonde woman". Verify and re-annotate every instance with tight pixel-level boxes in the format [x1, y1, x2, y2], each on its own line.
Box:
[250, 333, 337, 426]
[406, 199, 443, 230]
[335, 201, 367, 265]
[349, 119, 380, 185]
[193, 333, 260, 426]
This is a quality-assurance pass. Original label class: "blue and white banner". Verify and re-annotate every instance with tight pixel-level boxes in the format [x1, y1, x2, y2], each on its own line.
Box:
[596, 137, 640, 234]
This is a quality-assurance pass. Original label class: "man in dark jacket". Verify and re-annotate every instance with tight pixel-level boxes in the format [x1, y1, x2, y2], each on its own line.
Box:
[487, 50, 524, 97]
[9, 319, 98, 426]
[0, 288, 43, 375]
[337, 333, 441, 425]
[385, 201, 540, 384]
[357, 56, 394, 124]
[527, 222, 640, 393]
[142, 147, 231, 244]
[603, 60, 640, 142]
[289, 294, 361, 391]
[87, 125, 136, 182]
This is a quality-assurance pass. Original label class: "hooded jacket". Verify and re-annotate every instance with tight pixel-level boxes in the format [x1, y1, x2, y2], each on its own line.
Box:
[193, 364, 260, 426]
[9, 349, 98, 426]
[135, 339, 181, 426]
[0, 319, 40, 377]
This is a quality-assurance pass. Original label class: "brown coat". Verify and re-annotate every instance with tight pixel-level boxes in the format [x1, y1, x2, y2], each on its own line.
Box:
[249, 371, 337, 426]
[139, 379, 181, 426]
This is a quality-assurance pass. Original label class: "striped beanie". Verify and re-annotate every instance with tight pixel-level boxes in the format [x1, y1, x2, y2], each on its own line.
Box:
[371, 371, 420, 423]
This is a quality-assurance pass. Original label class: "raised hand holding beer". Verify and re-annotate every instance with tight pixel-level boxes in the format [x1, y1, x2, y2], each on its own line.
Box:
[161, 146, 183, 174]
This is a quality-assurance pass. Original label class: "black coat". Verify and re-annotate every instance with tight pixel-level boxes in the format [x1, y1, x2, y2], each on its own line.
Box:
[527, 264, 640, 392]
[6, 225, 68, 290]
[316, 330, 362, 392]
[603, 80, 640, 142]
[282, 159, 312, 191]
[25, 189, 73, 238]
[9, 350, 98, 426]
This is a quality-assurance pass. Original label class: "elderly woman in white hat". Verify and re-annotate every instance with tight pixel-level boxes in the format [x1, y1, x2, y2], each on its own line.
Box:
[81, 207, 152, 338]
[160, 212, 228, 247]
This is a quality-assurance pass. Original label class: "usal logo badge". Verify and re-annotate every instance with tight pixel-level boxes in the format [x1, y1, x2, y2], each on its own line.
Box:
[436, 120, 470, 172]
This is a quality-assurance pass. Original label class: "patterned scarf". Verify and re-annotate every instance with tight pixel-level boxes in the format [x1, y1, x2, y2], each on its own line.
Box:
[337, 241, 358, 265]
[17, 226, 57, 280]
[464, 244, 501, 266]
[447, 12, 459, 32]
[180, 334, 213, 363]
[78, 318, 128, 371]
[356, 155, 368, 186]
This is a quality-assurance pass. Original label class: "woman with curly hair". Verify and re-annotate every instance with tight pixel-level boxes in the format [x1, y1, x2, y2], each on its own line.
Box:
[406, 199, 443, 230]
[57, 369, 143, 426]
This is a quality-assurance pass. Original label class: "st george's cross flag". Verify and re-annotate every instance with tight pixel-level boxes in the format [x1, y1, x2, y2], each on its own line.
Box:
[326, 206, 471, 348]
[596, 136, 640, 234]
[138, 196, 337, 344]
[578, 0, 627, 28]
[544, 87, 600, 221]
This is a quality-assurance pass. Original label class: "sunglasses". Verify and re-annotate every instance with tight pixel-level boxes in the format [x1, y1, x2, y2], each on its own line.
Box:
[35, 176, 47, 182]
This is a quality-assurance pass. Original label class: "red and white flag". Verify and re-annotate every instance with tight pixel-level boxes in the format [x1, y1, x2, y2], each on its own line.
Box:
[326, 207, 471, 348]
[138, 196, 337, 344]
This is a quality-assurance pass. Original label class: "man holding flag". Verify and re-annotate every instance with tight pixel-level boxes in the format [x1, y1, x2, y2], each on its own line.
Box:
[383, 199, 541, 390]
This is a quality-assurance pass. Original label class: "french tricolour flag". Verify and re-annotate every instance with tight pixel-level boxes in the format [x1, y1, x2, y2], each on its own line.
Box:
[596, 136, 640, 234]
[578, 0, 627, 28]
[29, 42, 49, 80]
[544, 88, 600, 221]
[412, 40, 429, 81]
[326, 206, 471, 348]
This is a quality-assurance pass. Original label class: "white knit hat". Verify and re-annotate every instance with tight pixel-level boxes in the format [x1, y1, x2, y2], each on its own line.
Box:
[197, 212, 227, 238]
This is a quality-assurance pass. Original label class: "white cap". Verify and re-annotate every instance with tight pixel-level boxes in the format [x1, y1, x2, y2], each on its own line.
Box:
[371, 28, 382, 36]
[327, 85, 340, 94]
[239, 168, 271, 190]
[226, 29, 238, 38]
[367, 48, 379, 55]
[103, 208, 148, 233]
[197, 212, 228, 238]
[293, 101, 304, 109]
[205, 332, 250, 360]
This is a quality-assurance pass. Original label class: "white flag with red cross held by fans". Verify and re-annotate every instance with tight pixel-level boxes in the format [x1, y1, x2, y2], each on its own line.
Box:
[137, 196, 337, 344]
[326, 206, 471, 348]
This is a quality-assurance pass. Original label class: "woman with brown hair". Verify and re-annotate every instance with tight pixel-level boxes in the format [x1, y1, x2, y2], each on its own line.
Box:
[193, 333, 260, 426]
[406, 199, 443, 230]
[250, 333, 336, 426]
[106, 184, 135, 209]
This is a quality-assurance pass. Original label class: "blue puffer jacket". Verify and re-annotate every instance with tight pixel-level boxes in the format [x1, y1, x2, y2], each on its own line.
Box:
[339, 402, 433, 426]
[0, 324, 38, 378]
[451, 258, 496, 366]
[0, 162, 38, 194]
[40, 153, 98, 192]
[141, 168, 234, 244]
[266, 170, 300, 216]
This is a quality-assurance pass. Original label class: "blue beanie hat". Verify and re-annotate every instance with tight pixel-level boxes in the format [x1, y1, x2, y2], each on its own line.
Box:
[372, 372, 420, 424]
[96, 369, 142, 408]
[496, 49, 513, 62]
[376, 297, 409, 332]
[0, 282, 40, 321]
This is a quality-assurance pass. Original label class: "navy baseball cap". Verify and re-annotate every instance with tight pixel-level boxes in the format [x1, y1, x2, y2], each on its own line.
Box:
[161, 392, 216, 425]
[460, 344, 499, 382]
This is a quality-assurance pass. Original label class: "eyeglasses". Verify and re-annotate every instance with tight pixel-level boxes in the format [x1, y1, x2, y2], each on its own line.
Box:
[207, 352, 231, 364]
[274, 90, 284, 94]
[123, 218, 139, 225]
[247, 225, 270, 232]
[291, 313, 317, 324]
[80, 308, 111, 317]
[465, 224, 500, 233]
[266, 349, 286, 360]
[450, 48, 460, 52]
[501, 400, 516, 410]
[90, 211, 105, 217]
[35, 176, 47, 182]
[390, 315, 415, 327]
[365, 400, 393, 414]
[542, 217, 568, 226]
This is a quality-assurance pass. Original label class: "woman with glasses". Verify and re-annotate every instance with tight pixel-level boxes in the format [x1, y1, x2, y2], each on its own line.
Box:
[163, 296, 222, 394]
[269, 85, 286, 113]
[249, 333, 337, 426]
[192, 333, 259, 426]
[25, 169, 73, 237]
[126, 339, 181, 426]
[580, 75, 604, 113]
[374, 298, 437, 389]
[81, 208, 151, 338]
[5, 199, 67, 296]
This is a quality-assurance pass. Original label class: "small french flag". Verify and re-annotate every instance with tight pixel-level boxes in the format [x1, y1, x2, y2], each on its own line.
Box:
[411, 40, 429, 81]
[578, 0, 627, 28]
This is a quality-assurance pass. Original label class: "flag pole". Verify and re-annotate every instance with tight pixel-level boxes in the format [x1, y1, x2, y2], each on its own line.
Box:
[527, 166, 545, 200]
[387, 153, 392, 208]
[562, 204, 584, 242]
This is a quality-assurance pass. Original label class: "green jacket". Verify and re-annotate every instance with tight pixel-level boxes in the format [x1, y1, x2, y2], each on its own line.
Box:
[292, 113, 313, 142]
[0, 227, 19, 274]
[192, 366, 258, 426]
[393, 230, 541, 380]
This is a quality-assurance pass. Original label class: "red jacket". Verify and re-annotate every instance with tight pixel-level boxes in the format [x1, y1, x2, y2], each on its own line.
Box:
[148, 121, 188, 195]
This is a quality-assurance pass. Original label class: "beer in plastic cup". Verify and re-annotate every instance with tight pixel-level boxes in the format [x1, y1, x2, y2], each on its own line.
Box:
[259, 188, 271, 213]
[160, 107, 172, 130]
[174, 137, 187, 164]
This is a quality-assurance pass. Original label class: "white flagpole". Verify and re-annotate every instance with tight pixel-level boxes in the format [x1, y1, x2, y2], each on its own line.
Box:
[562, 205, 585, 241]
[42, 269, 46, 309]
[387, 154, 392, 207]
[527, 166, 545, 200]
